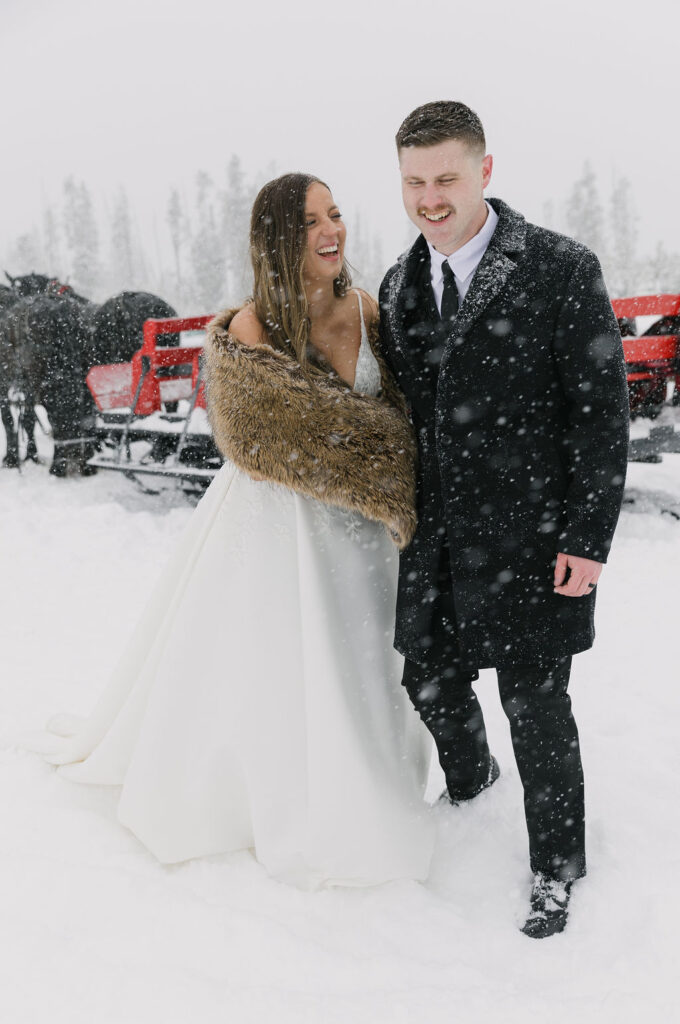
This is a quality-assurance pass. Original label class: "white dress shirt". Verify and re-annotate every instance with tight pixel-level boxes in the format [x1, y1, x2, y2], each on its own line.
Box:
[428, 201, 499, 313]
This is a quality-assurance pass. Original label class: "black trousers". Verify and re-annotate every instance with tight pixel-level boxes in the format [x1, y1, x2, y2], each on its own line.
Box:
[402, 584, 586, 882]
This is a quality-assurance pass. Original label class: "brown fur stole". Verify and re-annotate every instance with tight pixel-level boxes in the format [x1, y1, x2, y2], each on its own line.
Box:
[203, 307, 417, 548]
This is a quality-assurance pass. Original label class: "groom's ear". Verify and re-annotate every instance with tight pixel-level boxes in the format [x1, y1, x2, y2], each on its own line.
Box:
[481, 154, 493, 189]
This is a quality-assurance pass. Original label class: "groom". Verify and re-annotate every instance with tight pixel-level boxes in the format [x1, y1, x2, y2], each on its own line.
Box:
[379, 101, 629, 938]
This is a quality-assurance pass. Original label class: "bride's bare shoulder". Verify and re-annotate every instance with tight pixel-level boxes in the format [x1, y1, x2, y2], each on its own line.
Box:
[229, 304, 267, 348]
[354, 288, 379, 327]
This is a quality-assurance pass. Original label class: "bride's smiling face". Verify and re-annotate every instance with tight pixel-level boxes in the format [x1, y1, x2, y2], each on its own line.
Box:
[302, 182, 346, 283]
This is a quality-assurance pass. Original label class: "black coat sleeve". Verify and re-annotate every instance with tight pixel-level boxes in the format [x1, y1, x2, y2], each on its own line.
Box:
[552, 249, 629, 562]
[377, 270, 397, 371]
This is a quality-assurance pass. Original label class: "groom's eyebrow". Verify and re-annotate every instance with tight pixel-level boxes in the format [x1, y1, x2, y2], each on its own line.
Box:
[405, 173, 458, 182]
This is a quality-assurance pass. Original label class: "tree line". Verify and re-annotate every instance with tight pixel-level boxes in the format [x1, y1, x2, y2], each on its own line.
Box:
[544, 163, 679, 297]
[4, 157, 386, 314]
[5, 160, 679, 310]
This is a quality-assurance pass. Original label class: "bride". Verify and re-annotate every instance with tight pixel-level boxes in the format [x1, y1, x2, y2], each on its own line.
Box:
[37, 173, 435, 889]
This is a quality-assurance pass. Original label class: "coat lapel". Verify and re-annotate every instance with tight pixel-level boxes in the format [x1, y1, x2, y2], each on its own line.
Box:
[385, 201, 527, 415]
[385, 236, 444, 418]
[445, 198, 527, 345]
[385, 234, 431, 363]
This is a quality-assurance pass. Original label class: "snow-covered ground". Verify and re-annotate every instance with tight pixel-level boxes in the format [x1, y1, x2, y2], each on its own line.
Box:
[1, 424, 679, 1024]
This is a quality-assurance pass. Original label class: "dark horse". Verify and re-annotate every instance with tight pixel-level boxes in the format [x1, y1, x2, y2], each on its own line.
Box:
[1, 274, 54, 467]
[0, 284, 96, 474]
[89, 291, 179, 364]
[1, 275, 180, 474]
[4, 272, 56, 298]
[0, 285, 17, 312]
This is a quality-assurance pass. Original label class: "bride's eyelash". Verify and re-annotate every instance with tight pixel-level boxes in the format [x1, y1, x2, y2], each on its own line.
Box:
[306, 212, 343, 227]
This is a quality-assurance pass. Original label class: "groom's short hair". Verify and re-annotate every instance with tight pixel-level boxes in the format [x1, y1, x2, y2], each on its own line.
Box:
[396, 101, 486, 153]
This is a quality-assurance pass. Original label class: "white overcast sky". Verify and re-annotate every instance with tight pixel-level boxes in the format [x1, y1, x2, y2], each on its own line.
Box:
[1, 0, 676, 283]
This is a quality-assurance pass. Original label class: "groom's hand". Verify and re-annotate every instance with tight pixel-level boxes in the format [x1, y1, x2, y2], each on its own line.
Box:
[553, 552, 602, 598]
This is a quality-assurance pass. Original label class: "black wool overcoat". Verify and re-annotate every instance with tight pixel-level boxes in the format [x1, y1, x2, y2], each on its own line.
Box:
[378, 198, 630, 669]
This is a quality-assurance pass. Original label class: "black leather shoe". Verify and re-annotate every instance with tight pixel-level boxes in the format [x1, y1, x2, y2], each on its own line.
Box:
[438, 755, 500, 805]
[521, 873, 573, 939]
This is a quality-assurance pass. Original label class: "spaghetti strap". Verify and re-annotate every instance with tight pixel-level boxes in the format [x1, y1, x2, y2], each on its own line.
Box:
[353, 289, 366, 338]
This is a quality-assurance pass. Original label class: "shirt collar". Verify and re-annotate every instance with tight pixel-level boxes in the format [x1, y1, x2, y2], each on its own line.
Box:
[428, 201, 499, 284]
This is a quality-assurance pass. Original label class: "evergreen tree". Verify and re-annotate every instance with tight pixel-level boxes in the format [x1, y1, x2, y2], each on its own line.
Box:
[222, 155, 252, 301]
[542, 199, 555, 230]
[368, 234, 385, 296]
[109, 187, 138, 291]
[348, 214, 384, 296]
[346, 210, 387, 294]
[607, 176, 638, 297]
[167, 187, 189, 307]
[565, 163, 606, 261]
[9, 229, 45, 275]
[641, 242, 680, 294]
[190, 171, 226, 312]
[348, 212, 367, 285]
[43, 205, 63, 278]
[62, 176, 100, 297]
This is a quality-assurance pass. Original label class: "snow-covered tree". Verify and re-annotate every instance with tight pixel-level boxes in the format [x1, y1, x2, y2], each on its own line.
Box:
[639, 242, 680, 294]
[109, 187, 139, 292]
[607, 176, 638, 297]
[565, 163, 606, 262]
[62, 177, 100, 296]
[222, 155, 253, 301]
[8, 229, 45, 275]
[348, 212, 368, 284]
[190, 171, 226, 312]
[347, 213, 384, 296]
[167, 187, 189, 307]
[43, 205, 63, 279]
[542, 199, 556, 231]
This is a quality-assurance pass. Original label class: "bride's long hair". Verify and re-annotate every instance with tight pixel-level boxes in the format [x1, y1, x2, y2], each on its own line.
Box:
[249, 173, 352, 366]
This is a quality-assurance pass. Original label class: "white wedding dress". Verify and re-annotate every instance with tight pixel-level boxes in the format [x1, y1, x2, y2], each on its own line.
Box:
[35, 293, 435, 889]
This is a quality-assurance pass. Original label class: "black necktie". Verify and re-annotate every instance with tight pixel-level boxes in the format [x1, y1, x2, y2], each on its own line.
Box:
[440, 261, 459, 323]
